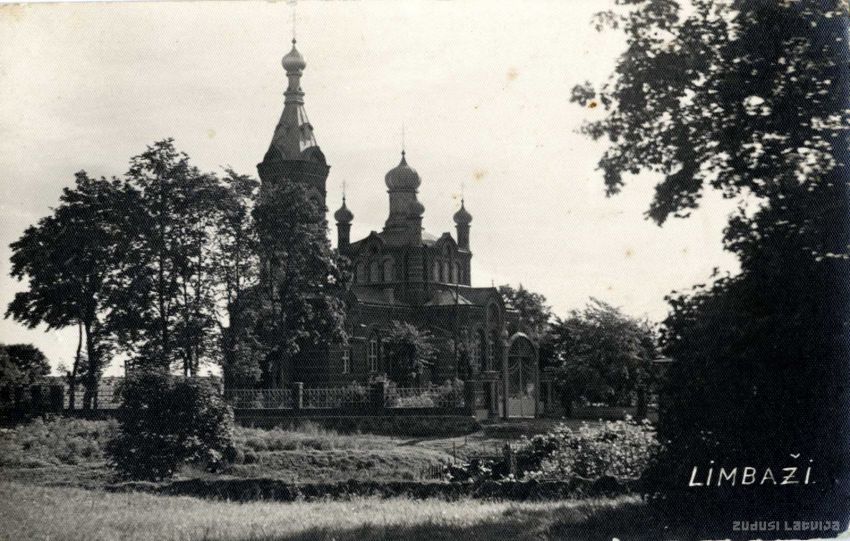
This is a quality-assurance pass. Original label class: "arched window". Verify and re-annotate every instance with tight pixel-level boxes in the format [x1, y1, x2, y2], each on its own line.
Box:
[370, 260, 381, 283]
[432, 260, 441, 282]
[368, 335, 379, 373]
[356, 262, 367, 284]
[473, 329, 486, 372]
[488, 329, 500, 371]
[383, 258, 394, 282]
[452, 262, 459, 284]
[488, 302, 500, 327]
[442, 262, 450, 283]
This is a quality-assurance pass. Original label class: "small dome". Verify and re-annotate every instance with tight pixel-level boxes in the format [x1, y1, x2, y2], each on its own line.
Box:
[385, 151, 421, 191]
[282, 40, 306, 72]
[408, 200, 425, 218]
[453, 200, 472, 225]
[334, 199, 353, 224]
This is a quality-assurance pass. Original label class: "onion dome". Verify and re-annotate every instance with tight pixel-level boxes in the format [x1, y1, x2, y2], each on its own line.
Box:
[334, 197, 353, 224]
[282, 39, 306, 72]
[453, 200, 472, 225]
[385, 151, 421, 191]
[408, 199, 425, 218]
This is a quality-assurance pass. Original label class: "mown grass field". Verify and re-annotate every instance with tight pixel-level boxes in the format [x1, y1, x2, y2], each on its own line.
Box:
[0, 482, 659, 541]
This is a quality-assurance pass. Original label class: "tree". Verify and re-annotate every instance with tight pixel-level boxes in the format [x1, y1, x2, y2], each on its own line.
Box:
[383, 321, 437, 385]
[7, 172, 127, 408]
[213, 169, 262, 388]
[498, 284, 552, 340]
[106, 369, 235, 480]
[239, 179, 347, 387]
[113, 140, 232, 376]
[498, 283, 555, 370]
[550, 299, 656, 416]
[574, 0, 849, 525]
[0, 344, 50, 387]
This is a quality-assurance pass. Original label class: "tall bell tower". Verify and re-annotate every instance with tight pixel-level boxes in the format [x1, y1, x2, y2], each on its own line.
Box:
[258, 39, 330, 202]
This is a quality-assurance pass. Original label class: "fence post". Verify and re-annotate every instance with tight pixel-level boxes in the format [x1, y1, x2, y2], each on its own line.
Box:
[371, 381, 386, 412]
[489, 381, 499, 418]
[291, 382, 304, 410]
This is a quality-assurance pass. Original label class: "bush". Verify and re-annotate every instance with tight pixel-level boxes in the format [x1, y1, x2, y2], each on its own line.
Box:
[446, 419, 657, 484]
[532, 418, 658, 480]
[0, 417, 116, 467]
[105, 370, 235, 481]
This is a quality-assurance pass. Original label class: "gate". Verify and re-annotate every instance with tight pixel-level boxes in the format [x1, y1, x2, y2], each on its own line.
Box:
[505, 334, 538, 418]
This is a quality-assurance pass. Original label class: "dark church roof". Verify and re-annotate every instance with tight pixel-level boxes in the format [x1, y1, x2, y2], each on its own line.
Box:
[458, 287, 502, 306]
[350, 287, 396, 305]
[424, 289, 473, 306]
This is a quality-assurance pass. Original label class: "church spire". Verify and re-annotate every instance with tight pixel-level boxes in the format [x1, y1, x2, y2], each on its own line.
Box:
[265, 37, 319, 162]
[454, 197, 472, 250]
[258, 35, 329, 201]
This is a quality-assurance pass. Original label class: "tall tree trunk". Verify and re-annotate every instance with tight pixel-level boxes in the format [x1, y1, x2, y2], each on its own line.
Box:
[67, 321, 83, 411]
[83, 321, 99, 410]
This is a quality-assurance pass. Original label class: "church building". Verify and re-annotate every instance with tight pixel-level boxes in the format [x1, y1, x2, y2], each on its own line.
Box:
[255, 39, 539, 418]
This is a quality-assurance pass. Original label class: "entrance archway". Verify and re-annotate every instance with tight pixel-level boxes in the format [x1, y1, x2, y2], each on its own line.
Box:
[505, 334, 538, 418]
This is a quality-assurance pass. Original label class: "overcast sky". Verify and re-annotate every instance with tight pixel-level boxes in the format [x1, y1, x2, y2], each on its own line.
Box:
[0, 0, 739, 374]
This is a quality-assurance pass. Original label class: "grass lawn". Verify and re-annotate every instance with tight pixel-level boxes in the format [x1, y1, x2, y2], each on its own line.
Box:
[0, 418, 679, 540]
[1, 417, 591, 487]
[413, 418, 602, 460]
[0, 481, 658, 541]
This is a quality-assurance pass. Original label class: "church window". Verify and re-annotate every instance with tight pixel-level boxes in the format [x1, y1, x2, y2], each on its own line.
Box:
[368, 335, 379, 373]
[488, 302, 500, 326]
[370, 260, 381, 283]
[342, 348, 351, 374]
[488, 330, 500, 371]
[383, 258, 394, 282]
[356, 262, 367, 284]
[486, 333, 494, 371]
[473, 329, 485, 372]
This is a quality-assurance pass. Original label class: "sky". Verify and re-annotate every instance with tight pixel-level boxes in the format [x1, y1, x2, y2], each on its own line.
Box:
[0, 0, 739, 375]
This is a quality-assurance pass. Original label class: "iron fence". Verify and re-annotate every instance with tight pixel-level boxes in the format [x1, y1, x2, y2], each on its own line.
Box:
[385, 386, 464, 409]
[223, 388, 294, 409]
[302, 387, 370, 409]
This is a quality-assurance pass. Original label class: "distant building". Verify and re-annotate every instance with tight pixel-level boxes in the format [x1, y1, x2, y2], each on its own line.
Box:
[256, 40, 539, 418]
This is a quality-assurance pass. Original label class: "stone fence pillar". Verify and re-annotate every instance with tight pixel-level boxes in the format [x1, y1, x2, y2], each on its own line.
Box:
[291, 382, 303, 410]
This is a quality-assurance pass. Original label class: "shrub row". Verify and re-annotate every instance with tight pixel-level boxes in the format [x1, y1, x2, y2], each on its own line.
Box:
[445, 419, 658, 483]
[109, 476, 638, 502]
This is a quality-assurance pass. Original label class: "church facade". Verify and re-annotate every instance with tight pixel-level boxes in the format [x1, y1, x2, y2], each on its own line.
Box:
[255, 40, 539, 418]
